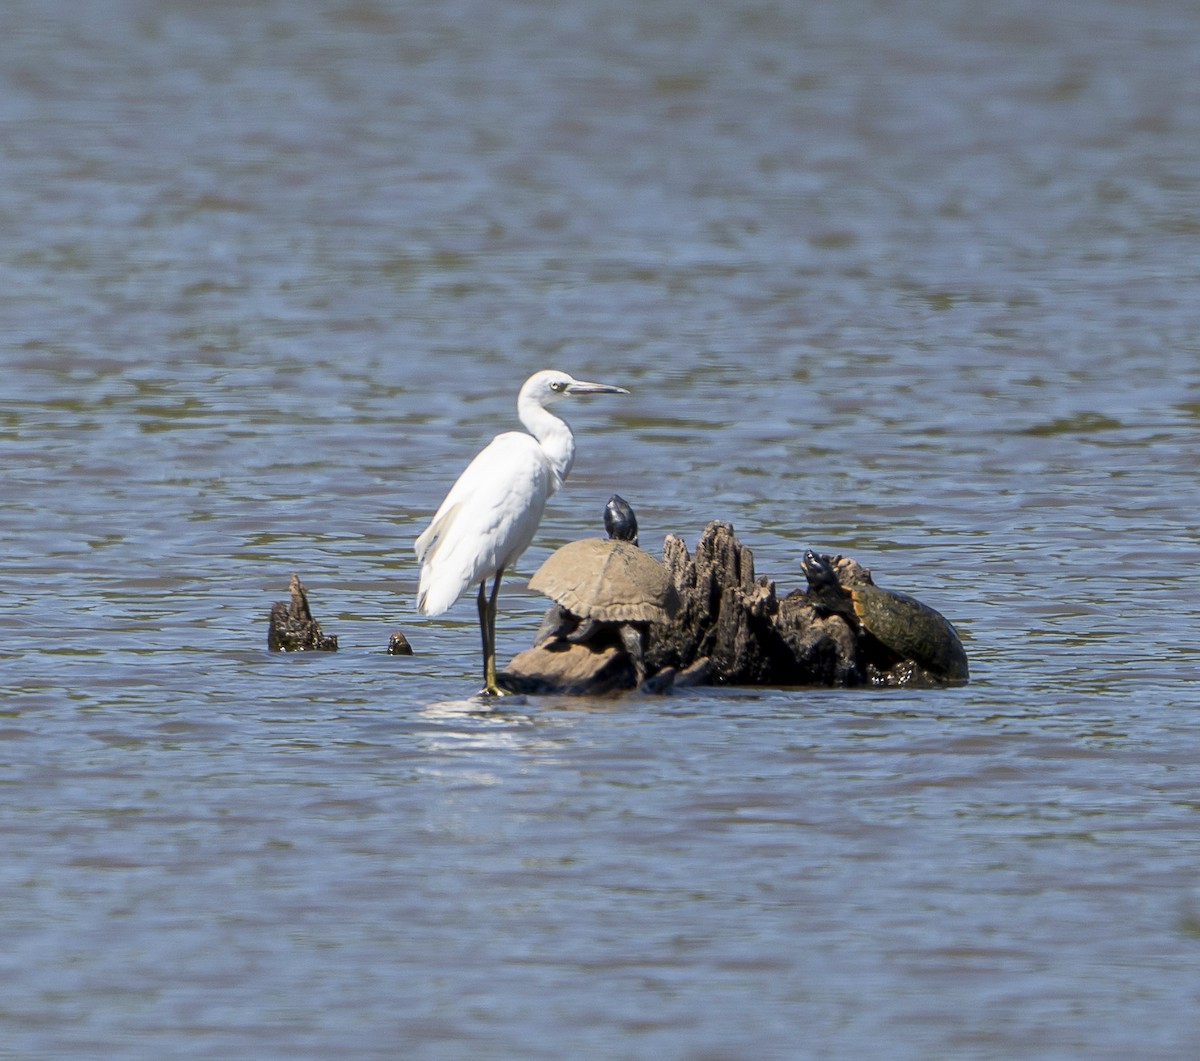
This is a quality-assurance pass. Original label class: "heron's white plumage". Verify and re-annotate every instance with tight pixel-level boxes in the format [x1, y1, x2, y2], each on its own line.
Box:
[412, 370, 628, 694]
[416, 430, 559, 615]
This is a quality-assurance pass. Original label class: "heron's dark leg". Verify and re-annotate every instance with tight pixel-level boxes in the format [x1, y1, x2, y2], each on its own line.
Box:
[482, 568, 506, 696]
[477, 581, 492, 692]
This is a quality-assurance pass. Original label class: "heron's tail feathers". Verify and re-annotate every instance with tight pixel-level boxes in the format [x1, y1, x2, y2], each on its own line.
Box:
[414, 503, 461, 565]
[415, 504, 474, 614]
[417, 568, 471, 616]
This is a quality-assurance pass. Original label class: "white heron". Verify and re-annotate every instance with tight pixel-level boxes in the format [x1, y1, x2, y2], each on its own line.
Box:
[414, 369, 629, 695]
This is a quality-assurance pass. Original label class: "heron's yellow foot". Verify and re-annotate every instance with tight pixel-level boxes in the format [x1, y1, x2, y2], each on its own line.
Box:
[481, 656, 506, 697]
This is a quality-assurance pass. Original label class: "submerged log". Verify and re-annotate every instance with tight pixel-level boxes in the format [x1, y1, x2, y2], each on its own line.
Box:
[503, 639, 635, 696]
[504, 521, 968, 693]
[267, 574, 339, 652]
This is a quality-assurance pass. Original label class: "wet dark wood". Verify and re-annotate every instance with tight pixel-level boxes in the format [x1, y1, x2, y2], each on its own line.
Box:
[386, 630, 414, 655]
[503, 640, 635, 696]
[267, 573, 339, 652]
[644, 521, 861, 686]
[504, 521, 969, 693]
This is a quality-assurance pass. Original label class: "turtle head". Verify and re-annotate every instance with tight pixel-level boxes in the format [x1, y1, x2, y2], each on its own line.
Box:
[801, 550, 838, 589]
[802, 549, 857, 621]
[604, 494, 639, 545]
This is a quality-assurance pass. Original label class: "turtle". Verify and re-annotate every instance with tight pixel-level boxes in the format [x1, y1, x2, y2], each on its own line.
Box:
[528, 499, 680, 685]
[800, 550, 969, 684]
[603, 493, 639, 545]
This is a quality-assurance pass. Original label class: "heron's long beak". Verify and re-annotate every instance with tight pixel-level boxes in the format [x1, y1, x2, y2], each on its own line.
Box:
[565, 380, 629, 396]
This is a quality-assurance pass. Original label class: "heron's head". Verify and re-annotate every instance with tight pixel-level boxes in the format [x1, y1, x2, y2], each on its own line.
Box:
[522, 369, 629, 406]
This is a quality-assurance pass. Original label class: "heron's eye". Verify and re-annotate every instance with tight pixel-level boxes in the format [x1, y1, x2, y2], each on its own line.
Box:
[549, 380, 567, 392]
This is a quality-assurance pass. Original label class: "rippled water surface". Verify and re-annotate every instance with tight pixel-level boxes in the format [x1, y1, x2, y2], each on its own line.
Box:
[3, 0, 1200, 1057]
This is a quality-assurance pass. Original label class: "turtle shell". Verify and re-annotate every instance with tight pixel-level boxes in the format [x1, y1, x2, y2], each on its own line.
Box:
[529, 539, 680, 624]
[802, 550, 968, 681]
[846, 582, 969, 681]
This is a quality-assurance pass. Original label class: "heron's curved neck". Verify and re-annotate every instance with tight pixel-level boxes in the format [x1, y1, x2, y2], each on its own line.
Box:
[519, 396, 575, 483]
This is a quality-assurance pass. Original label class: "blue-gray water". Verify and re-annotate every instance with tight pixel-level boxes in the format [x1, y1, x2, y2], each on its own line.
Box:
[3, 0, 1200, 1057]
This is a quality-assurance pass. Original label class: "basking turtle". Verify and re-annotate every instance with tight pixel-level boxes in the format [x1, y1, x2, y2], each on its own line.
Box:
[529, 499, 679, 684]
[801, 550, 969, 684]
[603, 493, 639, 545]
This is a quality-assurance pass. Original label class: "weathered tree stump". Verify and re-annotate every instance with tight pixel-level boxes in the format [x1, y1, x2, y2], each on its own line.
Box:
[267, 574, 339, 652]
[504, 521, 968, 693]
[774, 593, 862, 686]
[644, 521, 861, 686]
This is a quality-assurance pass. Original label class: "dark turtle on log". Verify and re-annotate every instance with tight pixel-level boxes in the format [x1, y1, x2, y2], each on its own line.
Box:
[603, 493, 639, 545]
[801, 550, 969, 684]
[527, 499, 679, 685]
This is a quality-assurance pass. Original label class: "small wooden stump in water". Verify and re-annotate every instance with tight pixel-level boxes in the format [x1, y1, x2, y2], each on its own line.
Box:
[267, 573, 339, 652]
[387, 630, 414, 655]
